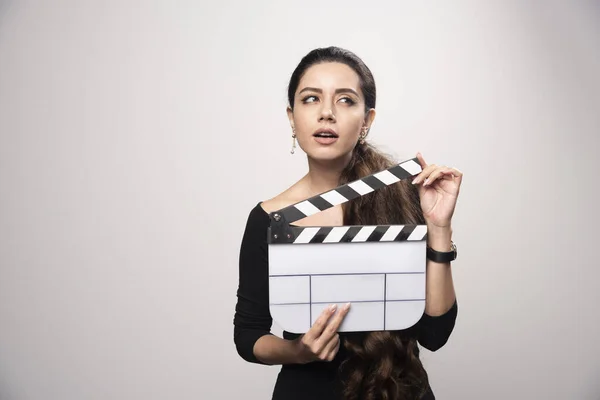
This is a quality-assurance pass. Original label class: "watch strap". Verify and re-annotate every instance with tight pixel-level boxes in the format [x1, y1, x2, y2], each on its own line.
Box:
[426, 241, 457, 263]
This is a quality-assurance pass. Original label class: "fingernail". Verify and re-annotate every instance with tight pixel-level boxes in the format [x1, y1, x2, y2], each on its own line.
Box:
[423, 179, 429, 186]
[330, 304, 337, 312]
[344, 303, 351, 310]
[412, 178, 418, 184]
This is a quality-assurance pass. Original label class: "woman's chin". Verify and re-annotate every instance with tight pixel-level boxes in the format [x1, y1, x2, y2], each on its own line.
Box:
[305, 148, 353, 163]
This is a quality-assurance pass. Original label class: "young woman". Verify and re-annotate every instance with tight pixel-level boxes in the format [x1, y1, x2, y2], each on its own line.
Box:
[233, 46, 463, 400]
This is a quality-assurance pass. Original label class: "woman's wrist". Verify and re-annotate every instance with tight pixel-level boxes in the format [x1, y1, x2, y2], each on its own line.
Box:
[427, 224, 453, 252]
[291, 336, 310, 364]
[254, 334, 311, 365]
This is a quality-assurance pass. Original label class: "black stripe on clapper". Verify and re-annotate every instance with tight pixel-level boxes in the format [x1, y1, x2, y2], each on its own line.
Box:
[335, 185, 361, 203]
[309, 227, 333, 243]
[280, 206, 309, 224]
[367, 225, 389, 242]
[361, 175, 387, 191]
[388, 164, 415, 180]
[340, 226, 363, 242]
[394, 225, 416, 241]
[309, 196, 334, 212]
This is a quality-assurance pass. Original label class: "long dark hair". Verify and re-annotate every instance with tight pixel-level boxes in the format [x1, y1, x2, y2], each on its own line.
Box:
[287, 46, 429, 400]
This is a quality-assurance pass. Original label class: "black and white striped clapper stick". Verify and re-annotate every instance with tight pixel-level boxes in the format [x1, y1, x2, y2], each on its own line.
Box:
[267, 156, 431, 334]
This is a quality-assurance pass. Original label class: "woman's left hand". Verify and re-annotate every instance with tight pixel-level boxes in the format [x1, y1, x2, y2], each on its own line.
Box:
[412, 152, 463, 229]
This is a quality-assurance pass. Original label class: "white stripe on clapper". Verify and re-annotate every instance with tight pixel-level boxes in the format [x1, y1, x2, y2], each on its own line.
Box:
[294, 200, 321, 217]
[380, 225, 404, 241]
[294, 227, 321, 244]
[399, 159, 422, 176]
[348, 180, 374, 196]
[373, 170, 400, 185]
[321, 190, 348, 206]
[407, 225, 428, 240]
[323, 226, 350, 243]
[352, 226, 377, 242]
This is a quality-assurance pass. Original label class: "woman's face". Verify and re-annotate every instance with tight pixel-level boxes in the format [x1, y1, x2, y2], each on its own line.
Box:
[288, 62, 375, 162]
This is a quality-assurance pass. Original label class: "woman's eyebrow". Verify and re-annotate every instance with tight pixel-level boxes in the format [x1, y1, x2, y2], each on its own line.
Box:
[298, 87, 359, 97]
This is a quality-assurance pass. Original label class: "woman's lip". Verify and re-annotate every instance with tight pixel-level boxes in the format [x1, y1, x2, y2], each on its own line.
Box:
[314, 136, 338, 145]
[313, 128, 338, 137]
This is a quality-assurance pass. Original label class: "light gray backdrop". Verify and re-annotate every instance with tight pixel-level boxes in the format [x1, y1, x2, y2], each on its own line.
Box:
[1, 1, 599, 399]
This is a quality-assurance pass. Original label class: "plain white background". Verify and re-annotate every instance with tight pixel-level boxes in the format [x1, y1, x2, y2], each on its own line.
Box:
[1, 1, 599, 399]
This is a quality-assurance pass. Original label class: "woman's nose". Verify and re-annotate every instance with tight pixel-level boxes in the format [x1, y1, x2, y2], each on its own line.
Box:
[319, 105, 336, 122]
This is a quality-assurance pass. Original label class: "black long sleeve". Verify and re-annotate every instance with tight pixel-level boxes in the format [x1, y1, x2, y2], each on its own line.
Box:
[416, 300, 458, 352]
[233, 203, 273, 364]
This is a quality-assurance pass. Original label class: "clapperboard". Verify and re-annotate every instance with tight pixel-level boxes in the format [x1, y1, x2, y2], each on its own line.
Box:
[267, 157, 428, 333]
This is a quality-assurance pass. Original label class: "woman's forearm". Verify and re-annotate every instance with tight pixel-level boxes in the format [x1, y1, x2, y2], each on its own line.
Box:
[253, 334, 303, 365]
[424, 225, 457, 316]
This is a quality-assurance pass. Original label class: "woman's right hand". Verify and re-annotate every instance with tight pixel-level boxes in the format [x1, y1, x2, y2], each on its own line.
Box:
[293, 303, 351, 364]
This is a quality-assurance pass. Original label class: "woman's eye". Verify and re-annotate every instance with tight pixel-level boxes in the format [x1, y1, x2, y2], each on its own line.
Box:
[301, 96, 355, 105]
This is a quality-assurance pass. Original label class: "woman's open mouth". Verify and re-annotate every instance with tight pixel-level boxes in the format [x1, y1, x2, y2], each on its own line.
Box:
[313, 129, 339, 145]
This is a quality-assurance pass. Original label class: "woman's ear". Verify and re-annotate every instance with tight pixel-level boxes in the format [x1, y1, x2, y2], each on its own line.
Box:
[364, 108, 376, 132]
[287, 106, 295, 131]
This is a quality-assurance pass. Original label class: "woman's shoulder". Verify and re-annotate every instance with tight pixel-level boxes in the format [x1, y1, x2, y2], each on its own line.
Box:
[260, 181, 308, 214]
[245, 190, 300, 229]
[245, 178, 310, 234]
[259, 196, 291, 215]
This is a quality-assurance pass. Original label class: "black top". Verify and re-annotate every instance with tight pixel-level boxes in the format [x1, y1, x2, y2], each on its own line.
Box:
[233, 203, 458, 400]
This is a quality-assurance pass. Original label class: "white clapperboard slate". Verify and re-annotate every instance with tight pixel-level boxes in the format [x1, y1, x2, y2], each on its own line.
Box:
[267, 157, 428, 334]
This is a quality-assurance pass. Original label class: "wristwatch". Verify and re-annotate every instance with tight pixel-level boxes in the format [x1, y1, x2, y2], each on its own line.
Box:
[426, 241, 457, 263]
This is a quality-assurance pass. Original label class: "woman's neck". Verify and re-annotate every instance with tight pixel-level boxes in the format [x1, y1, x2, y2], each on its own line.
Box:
[303, 154, 352, 195]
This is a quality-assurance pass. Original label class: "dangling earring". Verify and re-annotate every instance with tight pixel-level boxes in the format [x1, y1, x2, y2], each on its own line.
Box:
[291, 131, 297, 154]
[359, 127, 368, 145]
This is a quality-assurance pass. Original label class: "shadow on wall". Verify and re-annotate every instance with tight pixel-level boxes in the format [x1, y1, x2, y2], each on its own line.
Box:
[0, 0, 16, 24]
